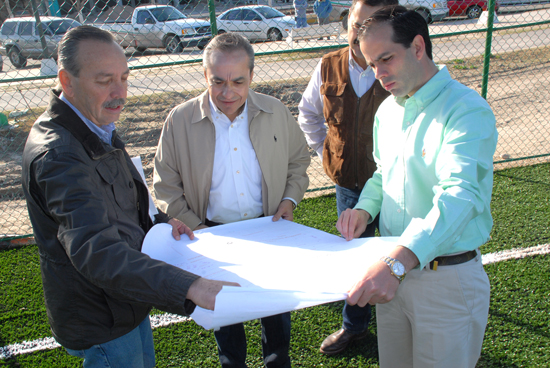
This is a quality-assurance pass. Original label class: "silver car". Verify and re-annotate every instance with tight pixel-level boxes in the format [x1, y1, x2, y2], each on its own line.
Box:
[0, 17, 81, 68]
[216, 6, 295, 42]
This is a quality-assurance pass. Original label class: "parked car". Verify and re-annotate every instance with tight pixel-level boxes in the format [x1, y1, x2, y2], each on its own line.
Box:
[448, 0, 499, 18]
[334, 0, 448, 29]
[97, 5, 211, 53]
[0, 17, 81, 69]
[216, 6, 295, 42]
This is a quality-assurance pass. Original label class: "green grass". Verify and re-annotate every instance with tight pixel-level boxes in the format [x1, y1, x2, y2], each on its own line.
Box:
[1, 162, 549, 367]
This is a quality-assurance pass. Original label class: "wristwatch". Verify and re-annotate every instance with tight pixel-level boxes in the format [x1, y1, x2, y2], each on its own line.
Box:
[380, 256, 406, 283]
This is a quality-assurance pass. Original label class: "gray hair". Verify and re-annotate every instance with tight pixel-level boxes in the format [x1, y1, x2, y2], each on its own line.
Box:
[58, 25, 116, 77]
[203, 32, 254, 72]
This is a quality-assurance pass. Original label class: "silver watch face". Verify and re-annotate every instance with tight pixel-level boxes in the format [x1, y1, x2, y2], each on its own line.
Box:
[392, 262, 405, 276]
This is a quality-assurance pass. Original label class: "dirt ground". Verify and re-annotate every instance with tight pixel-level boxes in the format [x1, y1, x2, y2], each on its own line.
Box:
[1, 45, 549, 238]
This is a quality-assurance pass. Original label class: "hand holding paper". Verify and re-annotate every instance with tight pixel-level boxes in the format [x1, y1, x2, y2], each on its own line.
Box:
[141, 216, 398, 330]
[187, 278, 240, 311]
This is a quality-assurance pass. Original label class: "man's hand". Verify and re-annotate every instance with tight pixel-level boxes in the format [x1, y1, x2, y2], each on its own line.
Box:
[336, 209, 371, 241]
[187, 278, 240, 311]
[347, 247, 419, 307]
[272, 199, 295, 222]
[347, 261, 400, 307]
[168, 218, 194, 241]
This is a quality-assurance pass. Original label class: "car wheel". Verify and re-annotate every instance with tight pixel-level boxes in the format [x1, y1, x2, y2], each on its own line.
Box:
[136, 47, 147, 53]
[165, 35, 183, 54]
[8, 48, 27, 69]
[417, 9, 432, 24]
[217, 29, 226, 35]
[467, 5, 483, 19]
[267, 28, 282, 42]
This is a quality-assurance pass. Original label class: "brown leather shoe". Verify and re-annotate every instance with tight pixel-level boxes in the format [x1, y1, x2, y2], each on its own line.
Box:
[319, 328, 369, 355]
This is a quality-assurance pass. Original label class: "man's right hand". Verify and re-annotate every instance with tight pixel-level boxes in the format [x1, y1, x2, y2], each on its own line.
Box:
[336, 209, 371, 241]
[187, 278, 240, 311]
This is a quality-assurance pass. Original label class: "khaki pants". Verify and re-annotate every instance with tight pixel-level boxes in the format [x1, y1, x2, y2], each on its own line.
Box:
[377, 251, 490, 368]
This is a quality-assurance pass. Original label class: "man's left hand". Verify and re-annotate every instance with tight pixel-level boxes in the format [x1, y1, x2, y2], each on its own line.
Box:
[168, 218, 194, 241]
[272, 199, 295, 222]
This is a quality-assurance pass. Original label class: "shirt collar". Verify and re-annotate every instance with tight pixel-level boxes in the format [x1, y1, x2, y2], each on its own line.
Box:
[59, 93, 116, 146]
[395, 65, 453, 108]
[348, 48, 372, 75]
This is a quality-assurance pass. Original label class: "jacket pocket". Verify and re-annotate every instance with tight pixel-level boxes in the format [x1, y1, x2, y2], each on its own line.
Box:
[104, 292, 136, 330]
[96, 159, 136, 212]
[321, 83, 346, 125]
[324, 134, 345, 159]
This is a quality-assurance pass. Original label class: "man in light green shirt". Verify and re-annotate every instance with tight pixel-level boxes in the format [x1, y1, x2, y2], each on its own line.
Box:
[336, 6, 498, 367]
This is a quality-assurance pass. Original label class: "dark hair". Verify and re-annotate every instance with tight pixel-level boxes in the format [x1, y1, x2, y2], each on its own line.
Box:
[58, 26, 116, 77]
[349, 0, 399, 14]
[358, 5, 433, 60]
[203, 32, 255, 72]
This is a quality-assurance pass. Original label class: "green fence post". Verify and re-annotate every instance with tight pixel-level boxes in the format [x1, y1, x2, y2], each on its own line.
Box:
[208, 0, 218, 36]
[480, 0, 496, 99]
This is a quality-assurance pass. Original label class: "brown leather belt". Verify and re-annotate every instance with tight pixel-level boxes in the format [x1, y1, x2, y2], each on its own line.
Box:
[429, 250, 477, 270]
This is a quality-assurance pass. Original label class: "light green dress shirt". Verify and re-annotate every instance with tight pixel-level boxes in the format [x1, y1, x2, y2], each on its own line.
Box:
[355, 66, 498, 269]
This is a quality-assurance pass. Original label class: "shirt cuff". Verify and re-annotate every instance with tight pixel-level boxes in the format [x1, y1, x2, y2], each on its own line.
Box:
[282, 197, 297, 209]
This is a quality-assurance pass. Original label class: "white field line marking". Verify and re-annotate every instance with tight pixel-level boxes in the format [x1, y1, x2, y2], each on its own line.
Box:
[1, 244, 549, 360]
[482, 243, 550, 265]
[0, 313, 191, 360]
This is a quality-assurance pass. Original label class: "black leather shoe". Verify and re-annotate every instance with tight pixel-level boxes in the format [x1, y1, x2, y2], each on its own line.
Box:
[319, 328, 369, 355]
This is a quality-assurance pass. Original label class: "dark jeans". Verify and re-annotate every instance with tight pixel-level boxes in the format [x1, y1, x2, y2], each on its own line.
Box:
[335, 184, 379, 333]
[214, 312, 291, 368]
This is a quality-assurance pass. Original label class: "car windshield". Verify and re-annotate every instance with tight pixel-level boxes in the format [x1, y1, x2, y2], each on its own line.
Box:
[254, 6, 285, 20]
[44, 19, 81, 35]
[150, 7, 187, 22]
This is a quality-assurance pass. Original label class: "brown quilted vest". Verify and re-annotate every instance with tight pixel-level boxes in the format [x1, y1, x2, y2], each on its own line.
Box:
[320, 47, 389, 190]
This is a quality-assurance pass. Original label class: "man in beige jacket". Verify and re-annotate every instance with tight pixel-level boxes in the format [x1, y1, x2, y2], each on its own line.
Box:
[153, 32, 310, 368]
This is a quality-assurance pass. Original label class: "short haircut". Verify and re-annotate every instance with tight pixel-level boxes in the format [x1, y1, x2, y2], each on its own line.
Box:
[58, 25, 117, 77]
[203, 32, 255, 72]
[349, 0, 399, 14]
[358, 5, 433, 60]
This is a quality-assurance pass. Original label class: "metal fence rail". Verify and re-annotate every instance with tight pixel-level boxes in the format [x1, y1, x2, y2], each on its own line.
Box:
[1, 0, 549, 240]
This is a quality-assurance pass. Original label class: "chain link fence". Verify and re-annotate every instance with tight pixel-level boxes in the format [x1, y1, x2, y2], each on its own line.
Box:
[1, 0, 549, 240]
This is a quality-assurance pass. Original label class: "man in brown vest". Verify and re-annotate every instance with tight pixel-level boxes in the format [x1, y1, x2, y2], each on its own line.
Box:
[297, 0, 397, 356]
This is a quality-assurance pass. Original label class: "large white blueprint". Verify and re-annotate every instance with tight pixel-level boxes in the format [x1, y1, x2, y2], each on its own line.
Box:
[142, 217, 398, 330]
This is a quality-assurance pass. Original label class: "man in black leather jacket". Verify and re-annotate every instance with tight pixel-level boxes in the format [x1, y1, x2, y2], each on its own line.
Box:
[21, 26, 234, 368]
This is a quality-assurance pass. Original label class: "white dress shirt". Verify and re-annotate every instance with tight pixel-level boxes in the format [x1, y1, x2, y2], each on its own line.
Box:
[206, 98, 264, 224]
[298, 49, 377, 161]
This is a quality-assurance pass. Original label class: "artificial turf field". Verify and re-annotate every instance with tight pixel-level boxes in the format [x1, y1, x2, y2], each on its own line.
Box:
[1, 162, 548, 367]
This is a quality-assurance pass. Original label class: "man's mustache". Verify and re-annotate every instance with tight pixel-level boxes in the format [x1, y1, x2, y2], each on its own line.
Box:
[103, 98, 126, 109]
